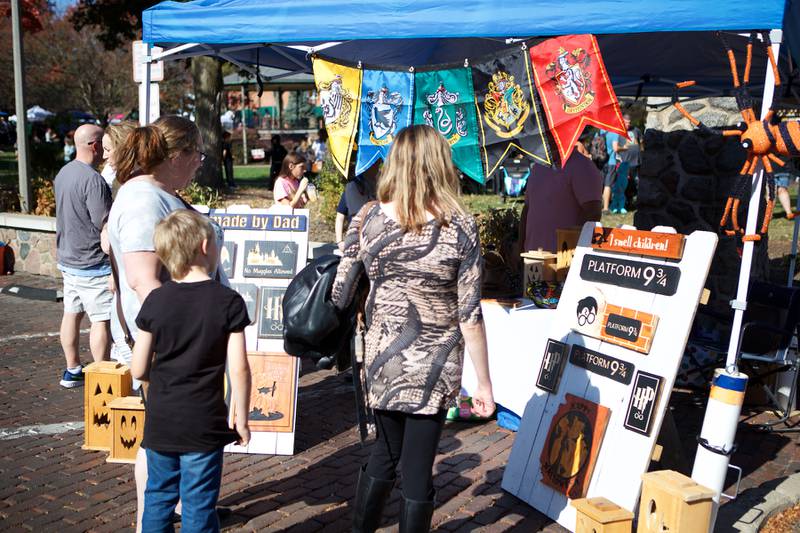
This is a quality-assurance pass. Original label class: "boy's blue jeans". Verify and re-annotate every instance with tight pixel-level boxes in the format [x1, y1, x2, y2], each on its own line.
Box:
[143, 448, 224, 533]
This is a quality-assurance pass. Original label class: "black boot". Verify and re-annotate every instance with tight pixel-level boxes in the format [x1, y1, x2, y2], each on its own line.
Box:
[352, 465, 394, 533]
[399, 490, 435, 533]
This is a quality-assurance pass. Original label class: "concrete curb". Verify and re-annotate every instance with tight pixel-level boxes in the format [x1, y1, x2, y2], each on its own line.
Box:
[716, 471, 800, 532]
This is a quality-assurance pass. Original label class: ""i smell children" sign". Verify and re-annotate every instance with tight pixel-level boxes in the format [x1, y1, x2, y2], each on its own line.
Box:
[591, 227, 685, 260]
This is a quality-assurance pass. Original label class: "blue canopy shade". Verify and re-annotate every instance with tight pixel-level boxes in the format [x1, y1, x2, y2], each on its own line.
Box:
[142, 0, 798, 98]
[143, 0, 786, 44]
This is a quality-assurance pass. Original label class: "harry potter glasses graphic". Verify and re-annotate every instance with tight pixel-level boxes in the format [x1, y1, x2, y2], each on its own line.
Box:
[576, 296, 598, 327]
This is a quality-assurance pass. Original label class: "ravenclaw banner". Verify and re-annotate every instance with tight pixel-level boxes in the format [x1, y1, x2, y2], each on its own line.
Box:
[356, 69, 414, 176]
[313, 58, 362, 177]
[530, 34, 627, 165]
[414, 68, 483, 184]
[472, 49, 556, 177]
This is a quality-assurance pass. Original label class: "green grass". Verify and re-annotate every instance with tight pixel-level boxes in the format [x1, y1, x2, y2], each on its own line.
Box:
[233, 164, 269, 183]
[0, 152, 18, 187]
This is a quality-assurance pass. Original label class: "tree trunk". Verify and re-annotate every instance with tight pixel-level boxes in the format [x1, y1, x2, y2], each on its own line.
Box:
[191, 56, 223, 188]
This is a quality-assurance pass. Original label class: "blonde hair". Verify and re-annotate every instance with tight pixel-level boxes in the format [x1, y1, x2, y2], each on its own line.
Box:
[153, 209, 215, 279]
[377, 124, 465, 232]
[104, 120, 138, 150]
[114, 115, 201, 184]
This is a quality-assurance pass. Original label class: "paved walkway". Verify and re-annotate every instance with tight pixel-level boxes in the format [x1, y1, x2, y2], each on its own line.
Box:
[0, 272, 797, 532]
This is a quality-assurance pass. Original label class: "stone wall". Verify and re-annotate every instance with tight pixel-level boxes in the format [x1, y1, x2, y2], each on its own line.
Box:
[646, 96, 742, 132]
[0, 214, 60, 278]
[633, 129, 769, 319]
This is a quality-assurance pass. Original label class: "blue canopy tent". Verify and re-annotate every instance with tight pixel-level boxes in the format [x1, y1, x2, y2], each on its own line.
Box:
[141, 0, 796, 524]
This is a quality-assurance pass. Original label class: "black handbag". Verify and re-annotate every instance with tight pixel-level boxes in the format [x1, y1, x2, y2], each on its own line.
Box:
[282, 254, 366, 359]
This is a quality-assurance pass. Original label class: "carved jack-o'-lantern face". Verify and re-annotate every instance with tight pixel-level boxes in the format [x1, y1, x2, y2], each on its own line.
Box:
[119, 414, 138, 449]
[92, 383, 114, 427]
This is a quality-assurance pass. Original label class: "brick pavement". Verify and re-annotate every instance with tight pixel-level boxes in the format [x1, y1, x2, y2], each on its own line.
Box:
[0, 272, 798, 532]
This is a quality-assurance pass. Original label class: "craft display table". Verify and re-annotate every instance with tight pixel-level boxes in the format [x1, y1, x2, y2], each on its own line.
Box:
[461, 299, 555, 418]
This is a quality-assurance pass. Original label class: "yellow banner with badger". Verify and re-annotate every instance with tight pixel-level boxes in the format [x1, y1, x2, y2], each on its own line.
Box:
[313, 58, 362, 177]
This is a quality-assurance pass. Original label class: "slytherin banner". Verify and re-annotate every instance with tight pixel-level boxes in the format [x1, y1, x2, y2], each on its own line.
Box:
[355, 69, 414, 176]
[530, 34, 627, 165]
[313, 58, 362, 177]
[413, 67, 483, 184]
[472, 49, 557, 177]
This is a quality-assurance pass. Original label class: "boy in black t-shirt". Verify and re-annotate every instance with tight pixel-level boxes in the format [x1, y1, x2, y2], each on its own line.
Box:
[132, 209, 251, 532]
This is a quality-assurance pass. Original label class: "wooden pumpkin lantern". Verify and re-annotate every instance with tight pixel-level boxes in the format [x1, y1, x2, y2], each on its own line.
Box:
[82, 361, 132, 451]
[521, 249, 558, 288]
[555, 227, 581, 281]
[108, 396, 145, 463]
[637, 470, 714, 533]
[572, 497, 633, 533]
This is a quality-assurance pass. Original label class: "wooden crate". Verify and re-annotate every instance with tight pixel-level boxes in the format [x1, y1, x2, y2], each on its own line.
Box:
[82, 362, 132, 451]
[572, 497, 633, 533]
[107, 396, 145, 463]
[637, 470, 714, 533]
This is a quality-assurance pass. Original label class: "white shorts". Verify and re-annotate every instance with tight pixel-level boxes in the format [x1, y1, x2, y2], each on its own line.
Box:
[62, 271, 112, 322]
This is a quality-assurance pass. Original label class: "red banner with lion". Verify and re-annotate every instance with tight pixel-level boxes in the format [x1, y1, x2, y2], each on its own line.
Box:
[530, 34, 627, 165]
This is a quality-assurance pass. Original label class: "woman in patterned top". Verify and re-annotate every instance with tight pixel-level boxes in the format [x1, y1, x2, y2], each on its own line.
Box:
[332, 124, 495, 533]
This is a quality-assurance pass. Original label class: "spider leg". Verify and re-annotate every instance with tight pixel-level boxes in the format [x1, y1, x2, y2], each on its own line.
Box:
[672, 81, 717, 134]
[722, 155, 755, 234]
[731, 157, 761, 234]
[719, 32, 758, 124]
[767, 153, 785, 167]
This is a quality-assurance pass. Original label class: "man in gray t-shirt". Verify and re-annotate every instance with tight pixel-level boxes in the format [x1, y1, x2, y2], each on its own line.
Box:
[54, 124, 112, 388]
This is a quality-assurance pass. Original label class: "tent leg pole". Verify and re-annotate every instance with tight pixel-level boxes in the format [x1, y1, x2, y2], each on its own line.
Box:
[241, 85, 248, 165]
[690, 28, 782, 532]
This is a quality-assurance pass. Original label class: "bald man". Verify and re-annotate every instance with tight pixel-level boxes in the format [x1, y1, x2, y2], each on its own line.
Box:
[55, 124, 112, 388]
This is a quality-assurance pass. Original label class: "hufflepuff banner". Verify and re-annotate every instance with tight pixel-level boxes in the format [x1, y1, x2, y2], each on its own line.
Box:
[313, 58, 362, 177]
[414, 68, 484, 184]
[472, 49, 557, 177]
[356, 69, 414, 176]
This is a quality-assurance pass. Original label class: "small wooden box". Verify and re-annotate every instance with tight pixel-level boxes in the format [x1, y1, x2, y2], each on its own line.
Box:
[572, 497, 633, 533]
[555, 227, 581, 281]
[82, 361, 132, 451]
[637, 470, 714, 533]
[107, 396, 145, 463]
[521, 249, 558, 287]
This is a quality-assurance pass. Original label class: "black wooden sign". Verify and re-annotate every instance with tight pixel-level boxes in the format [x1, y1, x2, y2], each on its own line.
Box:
[231, 283, 258, 325]
[258, 286, 286, 339]
[568, 344, 634, 385]
[604, 313, 642, 343]
[624, 371, 663, 435]
[579, 254, 680, 296]
[536, 339, 569, 393]
[243, 241, 299, 279]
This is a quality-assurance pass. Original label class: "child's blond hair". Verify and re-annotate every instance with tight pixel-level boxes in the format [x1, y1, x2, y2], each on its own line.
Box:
[154, 209, 215, 279]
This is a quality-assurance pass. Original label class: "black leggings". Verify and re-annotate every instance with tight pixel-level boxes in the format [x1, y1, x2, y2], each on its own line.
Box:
[365, 409, 446, 501]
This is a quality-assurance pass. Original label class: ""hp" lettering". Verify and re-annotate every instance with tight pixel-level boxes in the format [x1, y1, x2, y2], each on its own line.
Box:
[632, 386, 656, 412]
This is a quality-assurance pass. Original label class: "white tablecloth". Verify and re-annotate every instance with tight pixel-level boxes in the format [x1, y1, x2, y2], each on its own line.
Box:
[461, 300, 555, 417]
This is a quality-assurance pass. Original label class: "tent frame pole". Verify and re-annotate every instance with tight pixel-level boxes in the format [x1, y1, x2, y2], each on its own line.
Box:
[690, 28, 782, 532]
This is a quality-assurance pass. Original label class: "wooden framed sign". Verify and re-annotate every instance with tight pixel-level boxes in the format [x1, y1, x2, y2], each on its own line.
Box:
[257, 286, 286, 339]
[591, 227, 685, 260]
[569, 344, 634, 385]
[243, 241, 299, 279]
[536, 339, 569, 393]
[221, 242, 236, 278]
[540, 394, 611, 499]
[580, 254, 680, 296]
[245, 353, 298, 433]
[624, 371, 663, 436]
[600, 304, 659, 354]
[231, 283, 258, 325]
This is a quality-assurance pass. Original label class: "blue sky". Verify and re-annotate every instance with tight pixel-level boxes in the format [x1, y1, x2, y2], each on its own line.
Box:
[54, 0, 76, 15]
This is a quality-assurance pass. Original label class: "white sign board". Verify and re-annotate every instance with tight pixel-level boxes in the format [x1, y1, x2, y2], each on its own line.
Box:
[502, 222, 717, 531]
[210, 205, 310, 456]
[132, 41, 164, 82]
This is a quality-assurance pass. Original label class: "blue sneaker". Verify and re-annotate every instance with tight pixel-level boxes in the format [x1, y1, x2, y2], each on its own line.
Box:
[59, 368, 84, 388]
[618, 208, 628, 214]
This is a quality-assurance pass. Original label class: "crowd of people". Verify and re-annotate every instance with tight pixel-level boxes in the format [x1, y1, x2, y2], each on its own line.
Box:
[54, 117, 494, 532]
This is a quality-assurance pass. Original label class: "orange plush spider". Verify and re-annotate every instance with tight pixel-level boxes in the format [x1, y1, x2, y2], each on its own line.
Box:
[672, 31, 800, 242]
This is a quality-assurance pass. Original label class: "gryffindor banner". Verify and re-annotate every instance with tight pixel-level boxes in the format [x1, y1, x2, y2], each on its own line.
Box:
[313, 58, 362, 177]
[530, 34, 627, 165]
[472, 48, 557, 178]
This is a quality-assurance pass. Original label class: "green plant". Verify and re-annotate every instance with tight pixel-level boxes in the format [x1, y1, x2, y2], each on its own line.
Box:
[180, 182, 222, 208]
[475, 206, 521, 252]
[316, 154, 345, 227]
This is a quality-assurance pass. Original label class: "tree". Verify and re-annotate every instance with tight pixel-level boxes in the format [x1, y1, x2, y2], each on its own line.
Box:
[71, 0, 225, 186]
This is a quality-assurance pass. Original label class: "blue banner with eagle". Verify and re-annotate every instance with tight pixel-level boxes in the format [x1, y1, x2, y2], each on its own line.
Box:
[356, 69, 414, 175]
[472, 48, 557, 178]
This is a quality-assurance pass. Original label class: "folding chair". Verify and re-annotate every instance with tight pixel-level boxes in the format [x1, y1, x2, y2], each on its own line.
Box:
[736, 280, 800, 433]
